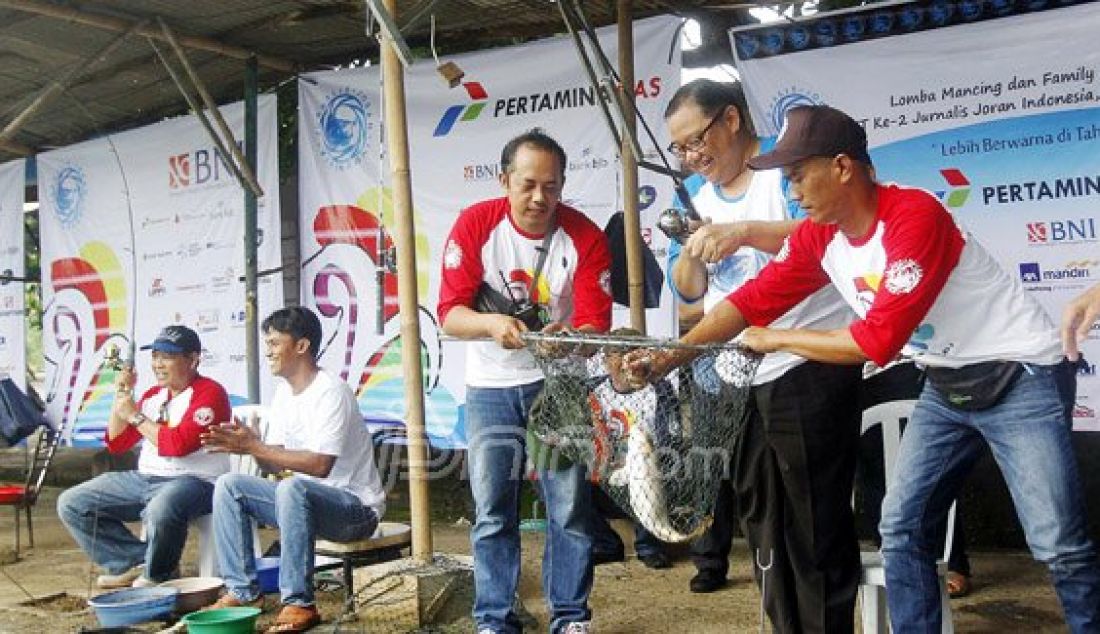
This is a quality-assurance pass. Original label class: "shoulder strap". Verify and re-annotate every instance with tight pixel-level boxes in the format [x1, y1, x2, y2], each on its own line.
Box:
[528, 222, 556, 299]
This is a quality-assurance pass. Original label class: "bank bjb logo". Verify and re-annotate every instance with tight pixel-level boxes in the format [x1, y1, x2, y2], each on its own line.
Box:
[317, 90, 372, 169]
[49, 165, 87, 227]
[767, 87, 821, 135]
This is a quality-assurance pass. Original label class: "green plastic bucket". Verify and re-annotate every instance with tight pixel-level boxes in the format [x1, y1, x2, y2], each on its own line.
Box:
[181, 606, 262, 633]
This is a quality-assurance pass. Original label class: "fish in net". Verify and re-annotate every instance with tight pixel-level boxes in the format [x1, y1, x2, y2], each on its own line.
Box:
[525, 331, 761, 543]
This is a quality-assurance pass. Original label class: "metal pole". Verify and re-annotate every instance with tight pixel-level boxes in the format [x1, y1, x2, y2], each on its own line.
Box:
[618, 0, 646, 333]
[244, 56, 260, 404]
[380, 0, 433, 561]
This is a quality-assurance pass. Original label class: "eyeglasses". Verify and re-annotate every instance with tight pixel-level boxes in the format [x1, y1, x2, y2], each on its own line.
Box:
[667, 107, 727, 160]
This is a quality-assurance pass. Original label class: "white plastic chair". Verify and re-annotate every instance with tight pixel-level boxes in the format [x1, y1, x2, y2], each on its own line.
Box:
[859, 399, 955, 634]
[143, 405, 269, 577]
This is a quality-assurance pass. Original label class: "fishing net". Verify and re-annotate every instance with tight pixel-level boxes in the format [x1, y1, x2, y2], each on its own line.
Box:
[525, 331, 761, 543]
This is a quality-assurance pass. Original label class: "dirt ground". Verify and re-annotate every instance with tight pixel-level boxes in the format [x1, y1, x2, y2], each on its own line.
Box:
[0, 486, 1073, 633]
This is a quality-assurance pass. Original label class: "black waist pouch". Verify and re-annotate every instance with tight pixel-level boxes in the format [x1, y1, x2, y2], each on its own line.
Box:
[924, 361, 1024, 411]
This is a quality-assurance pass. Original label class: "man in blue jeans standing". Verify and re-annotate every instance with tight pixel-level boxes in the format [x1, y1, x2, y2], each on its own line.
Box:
[438, 130, 612, 634]
[201, 307, 386, 633]
[626, 105, 1100, 632]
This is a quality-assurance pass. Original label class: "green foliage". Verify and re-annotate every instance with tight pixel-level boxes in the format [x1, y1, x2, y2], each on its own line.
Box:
[23, 208, 42, 381]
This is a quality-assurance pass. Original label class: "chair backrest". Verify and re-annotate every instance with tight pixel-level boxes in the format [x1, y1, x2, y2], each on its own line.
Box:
[860, 399, 955, 562]
[23, 427, 61, 505]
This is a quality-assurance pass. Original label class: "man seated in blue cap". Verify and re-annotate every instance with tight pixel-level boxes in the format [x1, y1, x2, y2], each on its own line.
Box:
[58, 324, 231, 588]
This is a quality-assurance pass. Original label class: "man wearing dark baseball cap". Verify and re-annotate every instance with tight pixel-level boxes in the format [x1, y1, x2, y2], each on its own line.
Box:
[746, 104, 872, 170]
[140, 325, 203, 354]
[627, 104, 1100, 631]
[58, 323, 231, 589]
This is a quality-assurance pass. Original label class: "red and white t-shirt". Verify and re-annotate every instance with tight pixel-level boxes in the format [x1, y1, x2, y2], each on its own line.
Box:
[438, 197, 612, 387]
[730, 184, 1062, 369]
[106, 375, 231, 481]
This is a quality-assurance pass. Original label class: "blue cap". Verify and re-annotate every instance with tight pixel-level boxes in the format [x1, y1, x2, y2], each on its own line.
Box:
[140, 325, 202, 354]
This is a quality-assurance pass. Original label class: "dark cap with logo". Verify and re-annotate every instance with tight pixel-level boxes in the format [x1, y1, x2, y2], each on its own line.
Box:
[747, 104, 872, 171]
[140, 325, 202, 354]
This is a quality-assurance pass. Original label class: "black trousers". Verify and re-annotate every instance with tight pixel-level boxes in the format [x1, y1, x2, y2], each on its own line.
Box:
[690, 475, 736, 577]
[733, 361, 863, 634]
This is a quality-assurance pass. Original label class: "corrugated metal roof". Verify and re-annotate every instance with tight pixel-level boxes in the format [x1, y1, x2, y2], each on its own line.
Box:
[0, 0, 752, 163]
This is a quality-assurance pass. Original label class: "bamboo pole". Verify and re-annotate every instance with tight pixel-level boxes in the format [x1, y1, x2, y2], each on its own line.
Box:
[381, 0, 433, 562]
[618, 0, 647, 333]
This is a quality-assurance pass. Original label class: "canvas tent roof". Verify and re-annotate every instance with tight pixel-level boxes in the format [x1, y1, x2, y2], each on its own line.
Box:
[0, 0, 756, 164]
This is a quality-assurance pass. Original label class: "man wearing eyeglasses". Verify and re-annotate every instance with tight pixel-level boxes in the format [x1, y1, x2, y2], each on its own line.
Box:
[663, 79, 860, 633]
[57, 325, 231, 589]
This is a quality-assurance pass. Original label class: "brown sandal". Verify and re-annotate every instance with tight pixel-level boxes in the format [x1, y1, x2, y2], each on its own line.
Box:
[946, 571, 971, 598]
[264, 604, 321, 633]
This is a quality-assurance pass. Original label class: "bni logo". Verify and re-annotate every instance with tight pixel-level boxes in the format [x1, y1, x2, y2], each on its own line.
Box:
[936, 169, 971, 208]
[434, 82, 489, 137]
[1027, 219, 1097, 244]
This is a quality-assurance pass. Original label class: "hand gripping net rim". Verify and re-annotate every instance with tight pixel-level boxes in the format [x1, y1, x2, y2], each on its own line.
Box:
[524, 332, 762, 543]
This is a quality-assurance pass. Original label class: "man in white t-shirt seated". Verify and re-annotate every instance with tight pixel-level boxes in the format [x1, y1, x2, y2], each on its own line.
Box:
[201, 307, 386, 633]
[58, 324, 231, 589]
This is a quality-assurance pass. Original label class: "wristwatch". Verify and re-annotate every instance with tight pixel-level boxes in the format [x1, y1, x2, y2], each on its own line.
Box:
[128, 412, 149, 427]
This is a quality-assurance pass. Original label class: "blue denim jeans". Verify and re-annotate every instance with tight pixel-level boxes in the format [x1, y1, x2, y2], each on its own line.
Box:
[57, 471, 214, 581]
[466, 382, 593, 634]
[213, 473, 378, 606]
[880, 361, 1100, 632]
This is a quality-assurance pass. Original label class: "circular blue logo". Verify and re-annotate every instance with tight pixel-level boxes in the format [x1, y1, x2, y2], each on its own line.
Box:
[813, 21, 838, 47]
[899, 6, 924, 30]
[869, 12, 894, 34]
[959, 0, 983, 20]
[929, 1, 954, 25]
[637, 185, 657, 211]
[761, 29, 785, 56]
[51, 165, 86, 228]
[734, 34, 760, 60]
[787, 26, 811, 50]
[842, 16, 866, 41]
[318, 91, 371, 169]
[769, 89, 821, 134]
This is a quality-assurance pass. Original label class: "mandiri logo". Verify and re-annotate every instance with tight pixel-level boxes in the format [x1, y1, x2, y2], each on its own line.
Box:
[434, 82, 489, 137]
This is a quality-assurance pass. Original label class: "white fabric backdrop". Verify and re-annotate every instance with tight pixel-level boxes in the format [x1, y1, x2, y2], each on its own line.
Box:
[0, 160, 25, 390]
[733, 2, 1100, 430]
[38, 96, 283, 444]
[299, 16, 683, 447]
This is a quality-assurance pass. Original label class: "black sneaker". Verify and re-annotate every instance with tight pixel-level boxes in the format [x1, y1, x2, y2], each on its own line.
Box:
[689, 569, 728, 593]
[637, 551, 671, 569]
[592, 550, 625, 566]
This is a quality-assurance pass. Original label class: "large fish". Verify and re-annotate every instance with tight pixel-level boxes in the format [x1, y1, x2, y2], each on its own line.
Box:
[607, 423, 712, 543]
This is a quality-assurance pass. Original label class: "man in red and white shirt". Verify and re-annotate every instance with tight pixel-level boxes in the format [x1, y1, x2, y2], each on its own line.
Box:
[58, 325, 230, 589]
[628, 105, 1099, 632]
[438, 130, 611, 634]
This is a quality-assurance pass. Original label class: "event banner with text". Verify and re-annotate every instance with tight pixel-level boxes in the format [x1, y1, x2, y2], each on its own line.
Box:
[733, 1, 1100, 430]
[0, 160, 25, 390]
[299, 16, 681, 447]
[38, 96, 283, 445]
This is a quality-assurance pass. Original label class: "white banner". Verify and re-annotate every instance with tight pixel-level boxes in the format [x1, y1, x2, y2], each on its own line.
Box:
[39, 96, 283, 445]
[299, 16, 682, 447]
[733, 2, 1100, 430]
[0, 160, 25, 390]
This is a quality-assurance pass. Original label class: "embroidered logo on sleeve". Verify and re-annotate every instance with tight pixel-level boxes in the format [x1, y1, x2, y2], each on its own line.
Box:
[775, 237, 791, 263]
[193, 407, 216, 427]
[884, 259, 923, 294]
[443, 240, 462, 269]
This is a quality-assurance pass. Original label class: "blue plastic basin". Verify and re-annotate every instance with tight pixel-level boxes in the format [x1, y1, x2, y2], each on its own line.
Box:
[88, 586, 179, 627]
